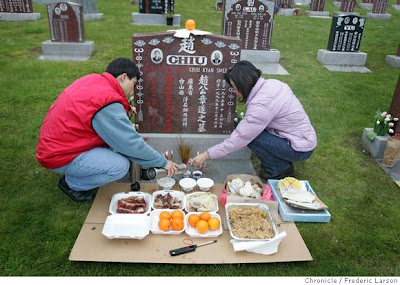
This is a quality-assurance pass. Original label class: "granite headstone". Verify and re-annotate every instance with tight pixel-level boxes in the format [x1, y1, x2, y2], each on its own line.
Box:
[371, 0, 388, 13]
[139, 0, 174, 14]
[222, 0, 275, 51]
[47, 2, 85, 42]
[0, 0, 32, 12]
[327, 15, 366, 52]
[340, 0, 355, 12]
[132, 31, 242, 134]
[309, 0, 326, 11]
[275, 0, 294, 8]
[397, 43, 400, 57]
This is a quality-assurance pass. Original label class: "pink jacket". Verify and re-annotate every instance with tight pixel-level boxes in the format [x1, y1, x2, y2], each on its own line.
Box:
[207, 78, 317, 159]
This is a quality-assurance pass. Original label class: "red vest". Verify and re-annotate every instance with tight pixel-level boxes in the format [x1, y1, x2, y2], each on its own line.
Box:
[36, 72, 131, 169]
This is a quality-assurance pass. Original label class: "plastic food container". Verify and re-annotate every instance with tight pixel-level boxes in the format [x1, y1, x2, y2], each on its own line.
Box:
[225, 202, 279, 241]
[184, 212, 223, 238]
[149, 209, 186, 235]
[151, 190, 186, 210]
[179, 177, 197, 192]
[102, 214, 150, 239]
[109, 192, 152, 215]
[197, 178, 214, 191]
[157, 177, 176, 190]
[185, 192, 219, 213]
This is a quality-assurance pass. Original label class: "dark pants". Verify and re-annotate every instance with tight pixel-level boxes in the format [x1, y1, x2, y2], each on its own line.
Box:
[248, 130, 314, 175]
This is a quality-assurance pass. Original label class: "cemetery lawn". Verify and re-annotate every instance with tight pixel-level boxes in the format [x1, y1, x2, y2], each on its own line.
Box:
[1, 0, 400, 277]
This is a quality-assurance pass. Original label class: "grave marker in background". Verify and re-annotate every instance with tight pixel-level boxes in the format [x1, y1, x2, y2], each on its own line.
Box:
[386, 43, 400, 68]
[222, 0, 288, 75]
[40, 2, 94, 61]
[306, 0, 330, 17]
[334, 0, 359, 16]
[393, 0, 400, 11]
[366, 0, 391, 20]
[317, 15, 371, 73]
[128, 30, 256, 182]
[359, 0, 373, 9]
[133, 0, 180, 26]
[0, 0, 40, 21]
[33, 0, 103, 20]
[276, 0, 296, 16]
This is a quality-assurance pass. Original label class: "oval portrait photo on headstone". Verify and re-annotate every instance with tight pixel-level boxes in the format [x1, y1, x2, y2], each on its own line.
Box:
[151, 48, 163, 64]
[211, 50, 223, 65]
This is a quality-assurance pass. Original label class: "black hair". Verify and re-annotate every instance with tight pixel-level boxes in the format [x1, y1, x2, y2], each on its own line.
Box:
[224, 60, 262, 102]
[106, 58, 141, 80]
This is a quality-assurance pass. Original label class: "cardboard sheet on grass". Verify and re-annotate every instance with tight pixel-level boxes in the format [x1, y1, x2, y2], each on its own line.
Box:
[69, 182, 312, 264]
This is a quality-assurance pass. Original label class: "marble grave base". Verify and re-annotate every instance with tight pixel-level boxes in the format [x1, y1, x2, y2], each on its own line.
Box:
[132, 13, 181, 26]
[317, 49, 371, 73]
[241, 49, 289, 75]
[39, 40, 95, 61]
[386, 55, 400, 68]
[0, 12, 40, 21]
[305, 10, 330, 18]
[366, 12, 391, 20]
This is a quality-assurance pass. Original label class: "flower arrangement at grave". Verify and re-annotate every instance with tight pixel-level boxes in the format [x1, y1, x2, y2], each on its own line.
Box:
[234, 110, 245, 127]
[366, 110, 399, 141]
[294, 7, 302, 15]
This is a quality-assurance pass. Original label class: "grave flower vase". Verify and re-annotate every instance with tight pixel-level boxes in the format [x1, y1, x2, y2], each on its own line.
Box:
[361, 127, 390, 159]
[166, 17, 173, 26]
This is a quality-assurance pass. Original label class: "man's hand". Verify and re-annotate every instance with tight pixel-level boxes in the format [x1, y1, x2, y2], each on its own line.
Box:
[164, 160, 179, 177]
[188, 151, 209, 169]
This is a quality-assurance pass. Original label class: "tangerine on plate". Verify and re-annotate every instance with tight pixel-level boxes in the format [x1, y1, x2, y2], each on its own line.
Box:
[171, 217, 184, 231]
[199, 212, 211, 222]
[196, 219, 209, 234]
[185, 19, 196, 30]
[188, 214, 200, 227]
[208, 217, 220, 231]
[171, 210, 184, 220]
[159, 211, 171, 220]
[158, 218, 171, 232]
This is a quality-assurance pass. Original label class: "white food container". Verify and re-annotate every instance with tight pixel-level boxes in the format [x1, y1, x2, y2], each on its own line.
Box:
[196, 177, 214, 191]
[184, 212, 223, 238]
[149, 209, 186, 235]
[102, 214, 150, 239]
[185, 192, 219, 213]
[151, 190, 186, 210]
[109, 192, 152, 215]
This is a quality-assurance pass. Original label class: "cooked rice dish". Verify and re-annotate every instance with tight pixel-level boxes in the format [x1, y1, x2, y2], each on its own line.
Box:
[228, 206, 274, 239]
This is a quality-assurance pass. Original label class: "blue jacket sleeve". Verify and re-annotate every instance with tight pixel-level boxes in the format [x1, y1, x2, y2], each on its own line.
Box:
[92, 103, 167, 168]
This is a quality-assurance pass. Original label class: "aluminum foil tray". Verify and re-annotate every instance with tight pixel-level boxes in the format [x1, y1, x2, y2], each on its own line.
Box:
[225, 202, 279, 241]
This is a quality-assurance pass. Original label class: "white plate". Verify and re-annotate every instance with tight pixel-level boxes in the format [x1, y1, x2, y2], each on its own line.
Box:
[185, 192, 219, 213]
[102, 214, 150, 239]
[151, 190, 186, 210]
[184, 212, 223, 238]
[150, 209, 186, 234]
[109, 192, 152, 215]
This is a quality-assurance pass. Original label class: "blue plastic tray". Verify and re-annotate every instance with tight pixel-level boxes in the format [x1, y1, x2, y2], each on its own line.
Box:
[269, 179, 331, 223]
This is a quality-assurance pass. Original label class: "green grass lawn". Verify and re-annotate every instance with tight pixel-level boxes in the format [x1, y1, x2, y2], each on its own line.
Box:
[1, 0, 400, 276]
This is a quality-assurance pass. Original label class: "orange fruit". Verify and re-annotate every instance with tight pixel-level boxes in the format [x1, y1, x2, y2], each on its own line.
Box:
[199, 212, 211, 222]
[196, 220, 209, 234]
[158, 218, 171, 232]
[208, 217, 220, 231]
[159, 211, 171, 220]
[171, 210, 184, 220]
[171, 217, 184, 231]
[188, 214, 200, 227]
[185, 19, 196, 30]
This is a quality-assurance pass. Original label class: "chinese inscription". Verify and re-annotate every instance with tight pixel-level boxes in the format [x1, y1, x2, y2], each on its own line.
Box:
[47, 2, 85, 42]
[0, 0, 32, 13]
[222, 0, 275, 51]
[327, 15, 366, 52]
[132, 31, 242, 134]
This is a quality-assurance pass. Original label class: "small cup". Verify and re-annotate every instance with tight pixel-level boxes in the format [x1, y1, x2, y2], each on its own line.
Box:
[192, 170, 202, 180]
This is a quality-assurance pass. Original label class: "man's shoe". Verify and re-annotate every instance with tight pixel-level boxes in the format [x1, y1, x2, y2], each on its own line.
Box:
[259, 164, 295, 182]
[57, 176, 96, 202]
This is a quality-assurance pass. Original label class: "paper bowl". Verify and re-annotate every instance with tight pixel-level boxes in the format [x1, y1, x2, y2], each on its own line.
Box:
[179, 178, 197, 192]
[197, 178, 214, 192]
[157, 177, 176, 190]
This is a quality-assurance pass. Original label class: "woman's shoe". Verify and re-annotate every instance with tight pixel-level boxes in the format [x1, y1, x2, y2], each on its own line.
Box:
[57, 175, 96, 202]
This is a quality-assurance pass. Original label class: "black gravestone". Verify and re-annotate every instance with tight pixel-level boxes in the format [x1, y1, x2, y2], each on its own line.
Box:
[222, 0, 275, 51]
[139, 0, 173, 14]
[47, 2, 85, 42]
[0, 0, 33, 12]
[132, 31, 242, 134]
[327, 15, 366, 52]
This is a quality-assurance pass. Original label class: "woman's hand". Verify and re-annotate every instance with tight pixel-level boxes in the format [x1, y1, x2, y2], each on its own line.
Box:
[164, 160, 179, 177]
[128, 106, 137, 117]
[188, 151, 209, 169]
